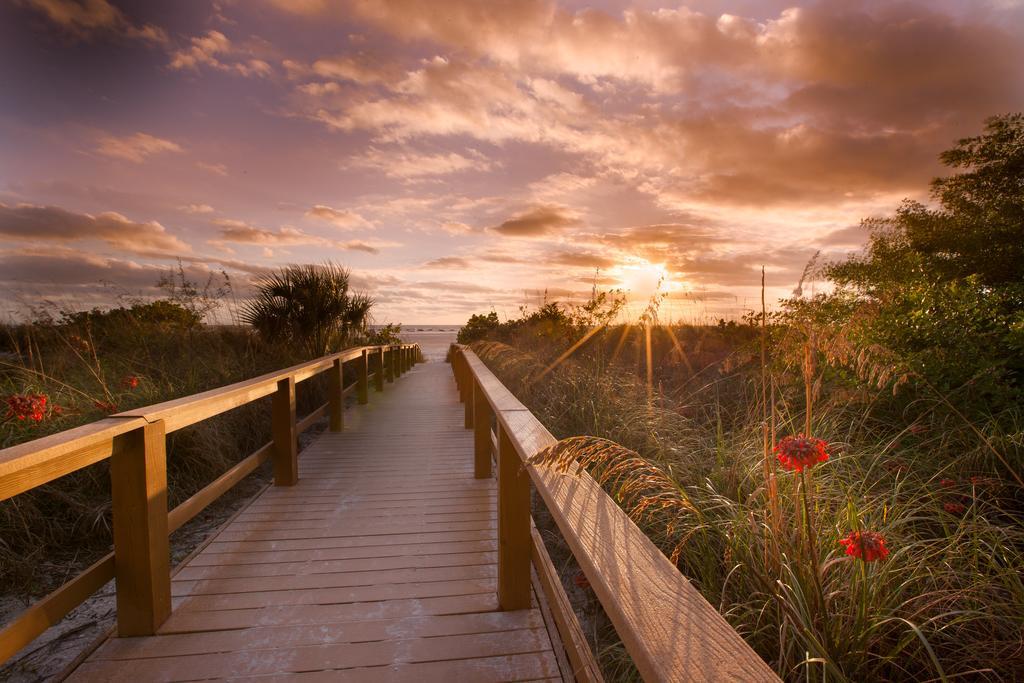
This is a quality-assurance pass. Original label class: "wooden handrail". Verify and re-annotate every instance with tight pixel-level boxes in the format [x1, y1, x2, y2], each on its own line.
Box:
[451, 344, 779, 683]
[0, 343, 420, 666]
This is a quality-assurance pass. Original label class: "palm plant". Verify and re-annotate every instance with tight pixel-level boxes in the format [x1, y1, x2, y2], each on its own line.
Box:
[240, 263, 372, 357]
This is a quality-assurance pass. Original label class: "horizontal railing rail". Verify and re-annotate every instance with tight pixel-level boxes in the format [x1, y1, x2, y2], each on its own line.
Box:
[450, 344, 779, 683]
[0, 343, 421, 665]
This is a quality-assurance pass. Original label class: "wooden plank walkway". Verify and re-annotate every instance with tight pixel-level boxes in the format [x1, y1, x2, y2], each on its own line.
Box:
[68, 360, 564, 682]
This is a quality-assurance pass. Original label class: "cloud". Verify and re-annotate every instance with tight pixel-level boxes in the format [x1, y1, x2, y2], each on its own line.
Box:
[197, 161, 229, 176]
[489, 205, 579, 237]
[310, 54, 401, 85]
[286, 1, 1023, 212]
[212, 218, 391, 253]
[819, 224, 868, 248]
[0, 202, 190, 255]
[546, 250, 616, 269]
[95, 132, 182, 163]
[23, 0, 168, 43]
[439, 221, 473, 235]
[0, 248, 197, 288]
[422, 256, 471, 269]
[180, 203, 215, 214]
[305, 205, 374, 230]
[345, 146, 494, 179]
[169, 30, 272, 78]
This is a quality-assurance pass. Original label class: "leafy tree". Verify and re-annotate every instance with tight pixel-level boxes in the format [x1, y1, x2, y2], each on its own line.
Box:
[60, 301, 202, 331]
[365, 322, 403, 345]
[241, 263, 373, 357]
[820, 113, 1024, 407]
[458, 311, 500, 344]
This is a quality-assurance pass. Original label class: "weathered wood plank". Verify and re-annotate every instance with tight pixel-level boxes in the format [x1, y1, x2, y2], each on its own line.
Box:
[159, 593, 501, 633]
[71, 628, 553, 681]
[175, 551, 496, 580]
[220, 653, 560, 683]
[94, 611, 544, 660]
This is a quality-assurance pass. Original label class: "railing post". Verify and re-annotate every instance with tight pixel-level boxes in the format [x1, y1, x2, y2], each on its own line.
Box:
[374, 347, 385, 392]
[473, 382, 492, 479]
[455, 350, 467, 403]
[464, 368, 474, 429]
[110, 420, 171, 636]
[357, 349, 369, 404]
[384, 347, 394, 383]
[497, 423, 532, 610]
[272, 376, 298, 486]
[328, 357, 344, 432]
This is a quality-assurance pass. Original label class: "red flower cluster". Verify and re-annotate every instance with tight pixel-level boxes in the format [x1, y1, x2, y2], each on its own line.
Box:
[123, 375, 140, 390]
[775, 435, 830, 472]
[94, 400, 118, 413]
[939, 478, 956, 488]
[943, 502, 966, 516]
[573, 570, 591, 590]
[5, 394, 48, 422]
[839, 530, 889, 562]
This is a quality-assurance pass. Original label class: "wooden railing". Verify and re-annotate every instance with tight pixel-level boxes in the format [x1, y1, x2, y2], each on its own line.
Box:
[450, 344, 780, 683]
[0, 343, 421, 665]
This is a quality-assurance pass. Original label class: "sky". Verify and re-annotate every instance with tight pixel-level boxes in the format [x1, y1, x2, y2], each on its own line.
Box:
[1, 0, 1022, 325]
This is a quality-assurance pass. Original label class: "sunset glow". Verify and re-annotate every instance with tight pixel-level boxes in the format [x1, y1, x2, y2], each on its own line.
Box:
[615, 261, 674, 300]
[2, 1, 1022, 324]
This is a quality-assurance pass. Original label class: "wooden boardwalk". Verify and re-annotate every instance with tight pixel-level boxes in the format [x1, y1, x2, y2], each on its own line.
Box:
[68, 360, 564, 681]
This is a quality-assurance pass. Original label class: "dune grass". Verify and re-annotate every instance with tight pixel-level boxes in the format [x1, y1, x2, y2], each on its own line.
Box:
[0, 306, 346, 593]
[470, 328, 1024, 682]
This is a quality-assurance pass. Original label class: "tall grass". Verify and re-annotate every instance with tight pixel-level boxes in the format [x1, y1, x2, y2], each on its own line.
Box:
[472, 332, 1024, 681]
[0, 307, 348, 593]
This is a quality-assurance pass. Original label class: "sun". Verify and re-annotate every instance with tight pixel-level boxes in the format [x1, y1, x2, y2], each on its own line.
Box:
[615, 261, 674, 299]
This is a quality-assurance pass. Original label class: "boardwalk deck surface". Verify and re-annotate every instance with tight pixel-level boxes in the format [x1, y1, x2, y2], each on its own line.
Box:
[68, 360, 564, 682]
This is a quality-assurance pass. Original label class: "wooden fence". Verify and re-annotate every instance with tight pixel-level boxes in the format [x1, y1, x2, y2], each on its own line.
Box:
[0, 344, 421, 665]
[450, 344, 780, 682]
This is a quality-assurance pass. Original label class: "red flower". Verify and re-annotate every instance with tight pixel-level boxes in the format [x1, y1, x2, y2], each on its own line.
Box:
[5, 394, 48, 422]
[839, 530, 889, 562]
[774, 434, 830, 472]
[939, 478, 957, 489]
[573, 570, 591, 590]
[909, 423, 928, 435]
[943, 501, 966, 515]
[122, 375, 140, 390]
[93, 400, 118, 413]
